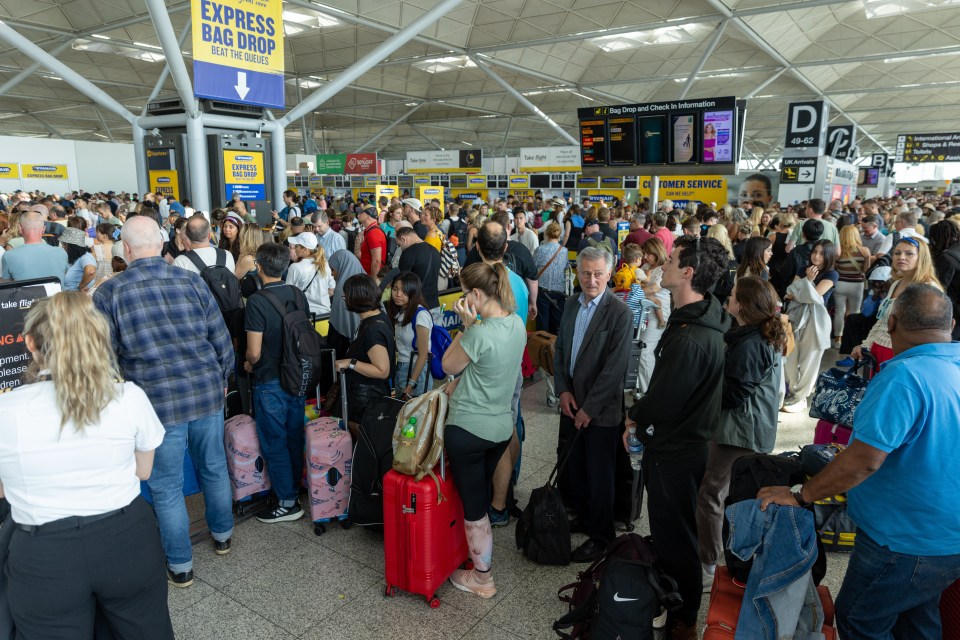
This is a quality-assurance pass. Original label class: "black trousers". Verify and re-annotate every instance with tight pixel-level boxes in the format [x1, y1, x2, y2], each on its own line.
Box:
[7, 496, 173, 640]
[557, 415, 620, 545]
[838, 313, 877, 355]
[644, 445, 709, 627]
[536, 289, 566, 337]
[445, 424, 510, 522]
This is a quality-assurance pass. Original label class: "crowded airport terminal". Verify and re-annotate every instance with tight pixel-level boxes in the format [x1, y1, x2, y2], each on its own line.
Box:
[0, 0, 959, 638]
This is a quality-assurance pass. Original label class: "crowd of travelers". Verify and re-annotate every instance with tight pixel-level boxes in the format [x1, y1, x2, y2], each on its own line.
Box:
[0, 184, 958, 639]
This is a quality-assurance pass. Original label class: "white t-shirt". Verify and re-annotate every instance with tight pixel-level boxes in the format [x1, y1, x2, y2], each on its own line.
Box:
[174, 246, 237, 274]
[0, 380, 165, 525]
[286, 258, 336, 315]
[395, 307, 434, 362]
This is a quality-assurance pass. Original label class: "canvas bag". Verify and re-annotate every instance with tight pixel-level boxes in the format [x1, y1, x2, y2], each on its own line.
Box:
[392, 387, 449, 493]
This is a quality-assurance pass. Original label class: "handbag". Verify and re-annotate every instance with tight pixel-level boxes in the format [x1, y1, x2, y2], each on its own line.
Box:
[808, 354, 876, 426]
[537, 244, 565, 279]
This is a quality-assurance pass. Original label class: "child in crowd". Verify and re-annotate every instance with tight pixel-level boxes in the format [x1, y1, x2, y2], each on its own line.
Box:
[614, 243, 648, 329]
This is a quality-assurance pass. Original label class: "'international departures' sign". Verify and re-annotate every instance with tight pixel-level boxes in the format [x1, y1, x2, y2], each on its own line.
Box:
[895, 133, 960, 163]
[192, 0, 285, 109]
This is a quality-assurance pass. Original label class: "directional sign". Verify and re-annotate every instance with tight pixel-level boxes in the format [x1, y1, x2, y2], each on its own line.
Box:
[784, 101, 828, 153]
[798, 167, 815, 183]
[192, 0, 285, 109]
[895, 133, 960, 163]
[781, 157, 817, 184]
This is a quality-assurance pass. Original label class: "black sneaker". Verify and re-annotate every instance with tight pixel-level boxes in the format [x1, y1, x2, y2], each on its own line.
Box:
[214, 538, 231, 555]
[167, 568, 194, 588]
[256, 504, 304, 524]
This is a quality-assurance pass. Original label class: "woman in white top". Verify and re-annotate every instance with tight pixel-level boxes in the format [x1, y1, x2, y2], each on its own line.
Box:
[286, 232, 336, 316]
[386, 271, 434, 399]
[0, 292, 171, 639]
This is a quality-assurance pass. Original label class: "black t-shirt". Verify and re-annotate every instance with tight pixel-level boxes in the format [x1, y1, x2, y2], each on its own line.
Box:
[346, 311, 396, 389]
[245, 282, 300, 384]
[464, 240, 538, 281]
[413, 221, 428, 240]
[795, 264, 839, 306]
[398, 241, 441, 308]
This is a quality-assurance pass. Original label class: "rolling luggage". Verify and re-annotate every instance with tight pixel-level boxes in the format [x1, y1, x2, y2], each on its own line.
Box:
[224, 413, 271, 510]
[349, 395, 405, 530]
[704, 566, 836, 639]
[942, 578, 960, 640]
[304, 354, 352, 535]
[383, 462, 469, 608]
[304, 416, 352, 535]
[813, 419, 852, 446]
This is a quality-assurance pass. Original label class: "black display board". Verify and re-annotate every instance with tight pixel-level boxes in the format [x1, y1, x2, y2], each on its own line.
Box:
[0, 277, 61, 393]
[895, 133, 960, 163]
[577, 96, 741, 176]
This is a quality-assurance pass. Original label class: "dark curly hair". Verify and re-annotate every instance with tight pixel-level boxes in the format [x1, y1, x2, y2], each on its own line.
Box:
[929, 219, 960, 256]
[673, 235, 729, 296]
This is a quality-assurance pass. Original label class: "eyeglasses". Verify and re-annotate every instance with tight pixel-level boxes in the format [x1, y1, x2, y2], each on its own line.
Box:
[578, 271, 608, 281]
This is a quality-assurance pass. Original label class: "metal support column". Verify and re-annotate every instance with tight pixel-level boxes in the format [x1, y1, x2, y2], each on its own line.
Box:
[266, 114, 287, 210]
[144, 0, 197, 116]
[469, 55, 578, 145]
[677, 20, 728, 100]
[744, 68, 786, 99]
[279, 0, 464, 128]
[93, 107, 115, 142]
[410, 125, 443, 150]
[499, 118, 514, 156]
[0, 21, 135, 124]
[132, 123, 148, 195]
[142, 21, 192, 115]
[0, 39, 71, 99]
[651, 176, 660, 211]
[355, 103, 422, 152]
[186, 114, 211, 214]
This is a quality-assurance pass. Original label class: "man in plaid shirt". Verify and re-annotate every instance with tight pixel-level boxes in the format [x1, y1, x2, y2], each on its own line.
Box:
[93, 215, 235, 588]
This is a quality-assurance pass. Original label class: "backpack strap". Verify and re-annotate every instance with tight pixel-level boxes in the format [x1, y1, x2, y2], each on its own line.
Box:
[215, 248, 226, 268]
[410, 307, 431, 355]
[184, 250, 207, 273]
[256, 287, 288, 319]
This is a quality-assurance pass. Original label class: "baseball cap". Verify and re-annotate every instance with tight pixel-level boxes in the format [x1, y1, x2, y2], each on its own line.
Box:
[402, 198, 423, 211]
[869, 266, 892, 281]
[585, 218, 600, 227]
[287, 232, 318, 250]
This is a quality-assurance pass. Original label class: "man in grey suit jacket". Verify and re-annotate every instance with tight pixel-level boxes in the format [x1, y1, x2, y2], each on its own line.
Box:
[553, 246, 633, 562]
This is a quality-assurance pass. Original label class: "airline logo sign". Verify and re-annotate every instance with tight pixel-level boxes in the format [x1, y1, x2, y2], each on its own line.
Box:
[20, 164, 68, 179]
[192, 0, 285, 109]
[518, 146, 581, 172]
[223, 150, 265, 200]
[149, 170, 181, 198]
[0, 164, 20, 179]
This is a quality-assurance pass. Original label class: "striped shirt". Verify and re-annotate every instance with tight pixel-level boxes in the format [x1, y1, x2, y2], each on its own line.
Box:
[93, 256, 235, 426]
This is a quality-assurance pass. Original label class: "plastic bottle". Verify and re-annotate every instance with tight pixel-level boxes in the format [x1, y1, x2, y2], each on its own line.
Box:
[402, 416, 417, 439]
[626, 427, 643, 471]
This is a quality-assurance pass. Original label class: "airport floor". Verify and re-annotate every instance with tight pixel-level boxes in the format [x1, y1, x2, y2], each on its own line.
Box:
[170, 349, 850, 639]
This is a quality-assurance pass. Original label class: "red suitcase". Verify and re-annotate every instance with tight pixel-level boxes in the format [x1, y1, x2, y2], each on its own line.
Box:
[942, 579, 960, 640]
[383, 465, 470, 608]
[814, 419, 852, 446]
[703, 566, 836, 639]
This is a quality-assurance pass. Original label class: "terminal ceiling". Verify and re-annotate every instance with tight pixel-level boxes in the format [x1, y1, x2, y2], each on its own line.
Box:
[0, 0, 959, 162]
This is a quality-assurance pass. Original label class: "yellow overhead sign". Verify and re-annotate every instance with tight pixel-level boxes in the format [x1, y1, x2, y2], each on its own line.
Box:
[20, 164, 68, 180]
[0, 164, 20, 179]
[150, 170, 180, 199]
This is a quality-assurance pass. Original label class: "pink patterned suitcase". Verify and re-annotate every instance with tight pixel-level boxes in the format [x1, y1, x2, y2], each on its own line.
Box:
[814, 419, 852, 446]
[223, 414, 271, 504]
[304, 416, 352, 535]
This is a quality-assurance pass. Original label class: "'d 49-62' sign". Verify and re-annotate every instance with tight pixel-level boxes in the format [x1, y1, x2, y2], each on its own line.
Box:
[192, 0, 285, 109]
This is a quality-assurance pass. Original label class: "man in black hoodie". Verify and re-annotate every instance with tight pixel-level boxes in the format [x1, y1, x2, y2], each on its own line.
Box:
[626, 235, 731, 640]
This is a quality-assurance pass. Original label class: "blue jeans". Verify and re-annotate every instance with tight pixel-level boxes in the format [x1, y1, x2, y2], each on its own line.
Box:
[837, 529, 960, 639]
[253, 378, 305, 508]
[148, 410, 234, 573]
[396, 360, 431, 398]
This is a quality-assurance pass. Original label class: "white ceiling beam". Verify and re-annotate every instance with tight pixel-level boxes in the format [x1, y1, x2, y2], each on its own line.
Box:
[678, 20, 728, 100]
[355, 103, 423, 152]
[145, 0, 196, 116]
[743, 68, 787, 99]
[410, 124, 443, 150]
[143, 21, 191, 116]
[0, 39, 72, 99]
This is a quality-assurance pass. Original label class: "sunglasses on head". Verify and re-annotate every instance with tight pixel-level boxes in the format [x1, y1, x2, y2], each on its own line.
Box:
[899, 236, 920, 249]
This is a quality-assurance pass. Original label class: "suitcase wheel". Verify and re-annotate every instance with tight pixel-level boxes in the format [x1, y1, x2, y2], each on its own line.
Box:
[237, 503, 246, 517]
[340, 518, 352, 530]
[545, 392, 558, 407]
[384, 585, 395, 597]
[622, 522, 635, 532]
[314, 523, 327, 536]
[428, 595, 440, 609]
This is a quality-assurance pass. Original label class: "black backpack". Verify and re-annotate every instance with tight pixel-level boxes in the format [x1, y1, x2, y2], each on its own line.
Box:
[449, 217, 469, 249]
[516, 436, 574, 565]
[723, 453, 826, 584]
[554, 534, 682, 639]
[256, 287, 324, 397]
[185, 249, 242, 317]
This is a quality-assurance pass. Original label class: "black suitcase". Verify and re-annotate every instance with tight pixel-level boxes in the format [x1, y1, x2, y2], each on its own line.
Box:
[348, 395, 405, 530]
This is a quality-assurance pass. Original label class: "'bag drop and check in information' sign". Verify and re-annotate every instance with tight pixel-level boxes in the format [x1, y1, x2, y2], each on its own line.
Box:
[192, 0, 285, 109]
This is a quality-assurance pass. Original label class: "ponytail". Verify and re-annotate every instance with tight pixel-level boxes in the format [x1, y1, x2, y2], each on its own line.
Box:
[459, 261, 516, 313]
[310, 244, 328, 276]
[760, 314, 788, 354]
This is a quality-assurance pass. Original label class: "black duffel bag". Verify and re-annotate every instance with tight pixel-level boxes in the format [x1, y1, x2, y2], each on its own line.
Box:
[516, 431, 579, 565]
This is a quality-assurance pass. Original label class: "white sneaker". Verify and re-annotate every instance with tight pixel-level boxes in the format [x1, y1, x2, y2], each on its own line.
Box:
[782, 400, 808, 414]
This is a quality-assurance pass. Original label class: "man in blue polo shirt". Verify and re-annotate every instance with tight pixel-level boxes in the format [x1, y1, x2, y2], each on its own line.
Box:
[760, 283, 960, 639]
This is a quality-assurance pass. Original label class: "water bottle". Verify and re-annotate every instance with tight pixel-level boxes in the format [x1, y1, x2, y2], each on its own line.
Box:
[402, 416, 417, 439]
[626, 427, 644, 471]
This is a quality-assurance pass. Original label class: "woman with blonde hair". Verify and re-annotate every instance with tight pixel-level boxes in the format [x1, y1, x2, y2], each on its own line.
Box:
[286, 232, 335, 316]
[852, 236, 942, 369]
[747, 206, 765, 236]
[442, 261, 525, 599]
[0, 292, 171, 638]
[707, 223, 735, 260]
[833, 224, 873, 346]
[234, 222, 263, 279]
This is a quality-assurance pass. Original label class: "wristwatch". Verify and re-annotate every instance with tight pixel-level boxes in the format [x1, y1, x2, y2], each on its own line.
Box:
[790, 484, 811, 508]
[348, 358, 357, 370]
